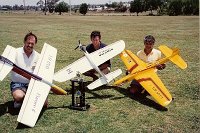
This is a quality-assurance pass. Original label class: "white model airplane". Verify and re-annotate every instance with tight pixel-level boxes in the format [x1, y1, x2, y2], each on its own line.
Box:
[53, 40, 125, 90]
[0, 44, 67, 127]
[0, 45, 16, 81]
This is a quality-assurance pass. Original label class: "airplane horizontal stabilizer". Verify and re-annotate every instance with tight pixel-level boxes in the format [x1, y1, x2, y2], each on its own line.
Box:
[159, 45, 187, 69]
[17, 43, 57, 127]
[87, 69, 122, 90]
[0, 45, 16, 81]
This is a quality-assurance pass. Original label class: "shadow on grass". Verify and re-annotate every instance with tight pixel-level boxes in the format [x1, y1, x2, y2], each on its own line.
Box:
[86, 90, 114, 99]
[84, 85, 168, 111]
[86, 84, 117, 99]
[55, 82, 168, 111]
[66, 82, 115, 99]
[113, 86, 168, 111]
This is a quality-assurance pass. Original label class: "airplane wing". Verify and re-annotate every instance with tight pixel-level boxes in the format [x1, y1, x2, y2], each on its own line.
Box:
[17, 43, 57, 127]
[54, 40, 125, 82]
[135, 68, 172, 107]
[120, 50, 147, 74]
[0, 45, 16, 81]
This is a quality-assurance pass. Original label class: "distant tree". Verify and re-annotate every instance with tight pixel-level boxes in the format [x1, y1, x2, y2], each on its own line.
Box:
[40, 0, 59, 14]
[182, 0, 199, 15]
[105, 3, 111, 8]
[111, 2, 118, 8]
[192, 0, 199, 15]
[13, 4, 20, 10]
[55, 1, 68, 15]
[79, 3, 88, 15]
[115, 2, 127, 12]
[144, 0, 163, 15]
[47, 0, 59, 13]
[37, 0, 44, 10]
[182, 0, 193, 15]
[143, 0, 148, 12]
[130, 0, 143, 16]
[157, 0, 168, 15]
[167, 0, 182, 16]
[115, 6, 127, 12]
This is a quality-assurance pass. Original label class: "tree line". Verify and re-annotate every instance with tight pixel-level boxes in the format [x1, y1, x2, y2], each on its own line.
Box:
[0, 0, 199, 16]
[129, 0, 199, 16]
[35, 0, 200, 16]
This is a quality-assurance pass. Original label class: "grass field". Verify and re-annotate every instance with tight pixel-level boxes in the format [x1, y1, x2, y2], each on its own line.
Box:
[0, 13, 199, 133]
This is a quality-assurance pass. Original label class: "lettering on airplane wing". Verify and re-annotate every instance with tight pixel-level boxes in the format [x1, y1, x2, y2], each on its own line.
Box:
[151, 86, 164, 99]
[66, 68, 73, 74]
[45, 55, 53, 69]
[31, 54, 54, 113]
[98, 48, 113, 56]
[138, 78, 170, 100]
[32, 92, 41, 113]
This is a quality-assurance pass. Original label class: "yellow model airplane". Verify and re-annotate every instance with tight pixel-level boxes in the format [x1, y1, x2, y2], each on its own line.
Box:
[114, 45, 187, 107]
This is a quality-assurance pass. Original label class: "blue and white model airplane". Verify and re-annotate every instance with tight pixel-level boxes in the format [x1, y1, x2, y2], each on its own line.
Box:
[53, 40, 125, 90]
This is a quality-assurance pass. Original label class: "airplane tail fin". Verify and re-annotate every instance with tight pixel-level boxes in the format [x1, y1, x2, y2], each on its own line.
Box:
[158, 45, 187, 69]
[0, 45, 16, 81]
[87, 69, 122, 90]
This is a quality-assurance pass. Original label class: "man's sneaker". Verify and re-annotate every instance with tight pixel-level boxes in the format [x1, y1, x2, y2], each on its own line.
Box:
[14, 101, 22, 109]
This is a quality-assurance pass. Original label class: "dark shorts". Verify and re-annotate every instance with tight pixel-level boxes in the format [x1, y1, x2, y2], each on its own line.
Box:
[10, 82, 29, 93]
[130, 80, 148, 94]
[130, 80, 142, 87]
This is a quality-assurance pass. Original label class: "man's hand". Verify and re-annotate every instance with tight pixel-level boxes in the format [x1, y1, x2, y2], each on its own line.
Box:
[156, 64, 166, 70]
[99, 63, 110, 71]
[125, 69, 130, 75]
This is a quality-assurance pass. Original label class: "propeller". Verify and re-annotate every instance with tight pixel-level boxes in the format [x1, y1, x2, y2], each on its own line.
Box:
[74, 40, 86, 52]
[74, 40, 81, 50]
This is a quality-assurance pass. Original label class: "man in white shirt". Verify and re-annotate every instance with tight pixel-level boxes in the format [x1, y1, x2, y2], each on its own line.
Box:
[10, 32, 40, 108]
[128, 35, 166, 95]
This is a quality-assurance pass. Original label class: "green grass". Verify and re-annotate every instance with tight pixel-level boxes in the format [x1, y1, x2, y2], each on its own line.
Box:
[0, 13, 199, 133]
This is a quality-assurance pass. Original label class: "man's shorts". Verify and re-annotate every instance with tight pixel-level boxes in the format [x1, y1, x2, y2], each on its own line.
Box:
[10, 82, 29, 93]
[130, 80, 141, 87]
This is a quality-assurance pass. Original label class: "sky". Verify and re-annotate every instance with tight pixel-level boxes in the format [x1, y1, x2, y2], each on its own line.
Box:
[0, 0, 130, 6]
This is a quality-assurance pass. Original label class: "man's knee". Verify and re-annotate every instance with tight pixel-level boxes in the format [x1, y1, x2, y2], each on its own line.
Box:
[12, 89, 25, 102]
[128, 80, 143, 94]
[101, 67, 110, 74]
